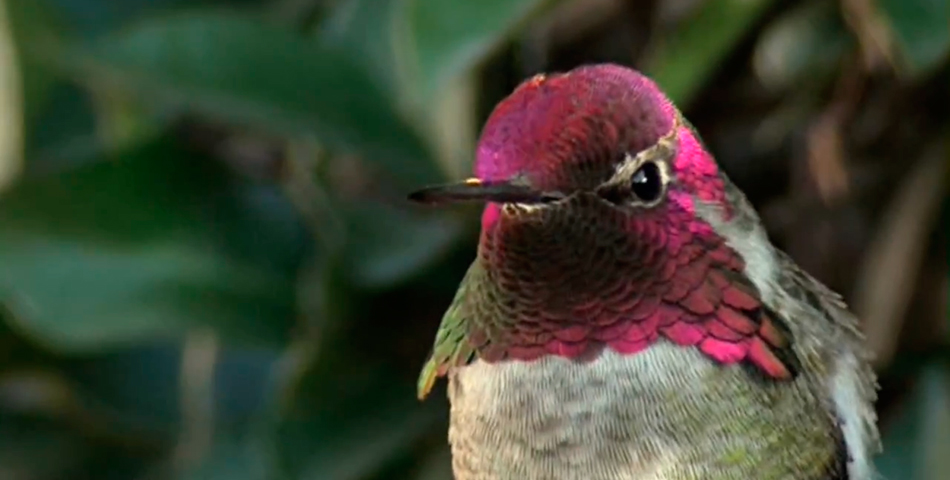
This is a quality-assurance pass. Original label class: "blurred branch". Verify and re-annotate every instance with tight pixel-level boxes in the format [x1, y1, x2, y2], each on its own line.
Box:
[270, 338, 319, 415]
[0, 367, 166, 454]
[283, 140, 345, 252]
[0, 0, 23, 191]
[172, 329, 219, 470]
[919, 364, 950, 479]
[0, 369, 75, 417]
[839, 0, 898, 72]
[429, 75, 478, 180]
[854, 139, 947, 368]
[804, 54, 868, 203]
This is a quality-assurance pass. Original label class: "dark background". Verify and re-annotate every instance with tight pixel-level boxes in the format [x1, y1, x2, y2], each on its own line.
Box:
[0, 0, 947, 478]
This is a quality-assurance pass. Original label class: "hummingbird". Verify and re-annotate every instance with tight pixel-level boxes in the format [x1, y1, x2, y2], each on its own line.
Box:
[408, 64, 880, 480]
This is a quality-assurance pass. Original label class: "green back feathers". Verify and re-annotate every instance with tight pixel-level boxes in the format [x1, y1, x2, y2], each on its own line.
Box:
[417, 262, 481, 399]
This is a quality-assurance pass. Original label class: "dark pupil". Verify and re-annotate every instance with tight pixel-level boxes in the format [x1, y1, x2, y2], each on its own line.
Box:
[630, 162, 662, 202]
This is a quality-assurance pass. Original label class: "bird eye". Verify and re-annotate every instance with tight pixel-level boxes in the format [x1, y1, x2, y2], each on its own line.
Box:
[630, 161, 662, 202]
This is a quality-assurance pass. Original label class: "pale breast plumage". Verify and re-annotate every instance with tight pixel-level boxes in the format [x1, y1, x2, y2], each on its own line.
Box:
[447, 344, 848, 480]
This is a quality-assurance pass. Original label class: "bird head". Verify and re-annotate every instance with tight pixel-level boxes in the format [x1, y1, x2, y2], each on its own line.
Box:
[410, 64, 727, 247]
[410, 64, 797, 380]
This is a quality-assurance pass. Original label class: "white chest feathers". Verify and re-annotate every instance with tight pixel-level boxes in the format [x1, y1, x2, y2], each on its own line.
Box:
[445, 344, 849, 480]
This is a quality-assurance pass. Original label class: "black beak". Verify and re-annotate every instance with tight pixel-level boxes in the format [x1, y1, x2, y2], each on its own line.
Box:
[408, 178, 563, 205]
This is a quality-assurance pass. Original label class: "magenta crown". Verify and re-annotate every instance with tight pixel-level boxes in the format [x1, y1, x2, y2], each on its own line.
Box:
[474, 64, 680, 193]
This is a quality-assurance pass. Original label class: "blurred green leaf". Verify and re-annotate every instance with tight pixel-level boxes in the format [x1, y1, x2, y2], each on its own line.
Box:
[176, 432, 274, 480]
[405, 0, 551, 101]
[319, 0, 553, 106]
[319, 0, 403, 98]
[51, 0, 266, 37]
[0, 137, 303, 351]
[318, 0, 551, 176]
[66, 344, 183, 436]
[89, 88, 166, 154]
[3, 0, 63, 124]
[341, 202, 465, 288]
[276, 361, 444, 480]
[644, 0, 776, 106]
[7, 1, 116, 175]
[878, 0, 950, 79]
[25, 83, 102, 173]
[61, 341, 282, 446]
[875, 361, 950, 480]
[945, 195, 949, 338]
[213, 346, 282, 429]
[753, 1, 852, 92]
[55, 11, 441, 187]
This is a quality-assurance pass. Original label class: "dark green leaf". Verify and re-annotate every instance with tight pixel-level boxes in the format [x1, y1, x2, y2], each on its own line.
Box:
[878, 0, 950, 79]
[875, 362, 950, 479]
[7, 0, 123, 175]
[62, 341, 282, 439]
[176, 432, 274, 480]
[644, 0, 777, 106]
[66, 343, 183, 437]
[405, 0, 551, 100]
[50, 0, 265, 38]
[275, 360, 445, 480]
[213, 346, 282, 429]
[318, 0, 403, 98]
[54, 12, 441, 187]
[945, 192, 949, 346]
[24, 82, 102, 173]
[341, 201, 466, 288]
[4, 0, 65, 124]
[0, 414, 93, 479]
[0, 137, 303, 351]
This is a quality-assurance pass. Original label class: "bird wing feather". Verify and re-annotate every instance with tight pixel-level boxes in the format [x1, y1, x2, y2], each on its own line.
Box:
[417, 262, 480, 399]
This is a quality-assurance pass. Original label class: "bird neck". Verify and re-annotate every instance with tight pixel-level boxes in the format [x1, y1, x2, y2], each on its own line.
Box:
[468, 205, 744, 363]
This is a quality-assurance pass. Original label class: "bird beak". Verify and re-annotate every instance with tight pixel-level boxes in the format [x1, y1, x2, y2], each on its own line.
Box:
[408, 178, 561, 205]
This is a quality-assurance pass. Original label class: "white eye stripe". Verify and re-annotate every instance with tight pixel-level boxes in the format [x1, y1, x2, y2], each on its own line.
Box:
[612, 126, 678, 185]
[592, 123, 679, 209]
[615, 148, 673, 186]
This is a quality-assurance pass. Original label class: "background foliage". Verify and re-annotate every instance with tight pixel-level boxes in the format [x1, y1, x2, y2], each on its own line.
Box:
[0, 0, 947, 478]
